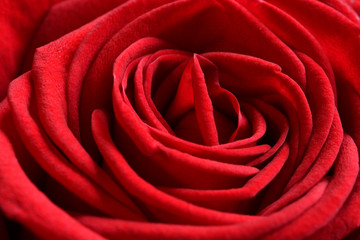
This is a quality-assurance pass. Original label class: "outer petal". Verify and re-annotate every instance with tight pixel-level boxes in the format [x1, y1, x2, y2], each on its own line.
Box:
[0, 86, 104, 240]
[0, 0, 63, 99]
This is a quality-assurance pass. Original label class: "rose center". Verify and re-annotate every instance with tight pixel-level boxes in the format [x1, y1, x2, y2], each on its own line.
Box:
[147, 52, 252, 146]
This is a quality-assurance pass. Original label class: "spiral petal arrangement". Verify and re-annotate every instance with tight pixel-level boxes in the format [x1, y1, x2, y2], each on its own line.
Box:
[0, 0, 360, 239]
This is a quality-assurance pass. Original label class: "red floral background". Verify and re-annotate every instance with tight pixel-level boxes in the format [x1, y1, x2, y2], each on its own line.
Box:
[1, 0, 360, 239]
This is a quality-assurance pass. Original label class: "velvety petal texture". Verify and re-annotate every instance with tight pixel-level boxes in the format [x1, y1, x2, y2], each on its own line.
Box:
[0, 0, 360, 239]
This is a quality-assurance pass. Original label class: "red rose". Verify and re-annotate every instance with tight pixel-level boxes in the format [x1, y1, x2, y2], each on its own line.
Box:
[1, 0, 360, 239]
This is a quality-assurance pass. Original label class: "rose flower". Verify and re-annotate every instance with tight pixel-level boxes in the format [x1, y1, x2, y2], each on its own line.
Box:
[0, 0, 360, 239]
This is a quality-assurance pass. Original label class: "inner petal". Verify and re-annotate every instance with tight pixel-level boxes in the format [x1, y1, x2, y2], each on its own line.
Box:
[174, 109, 237, 145]
[163, 54, 250, 145]
[164, 55, 219, 145]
